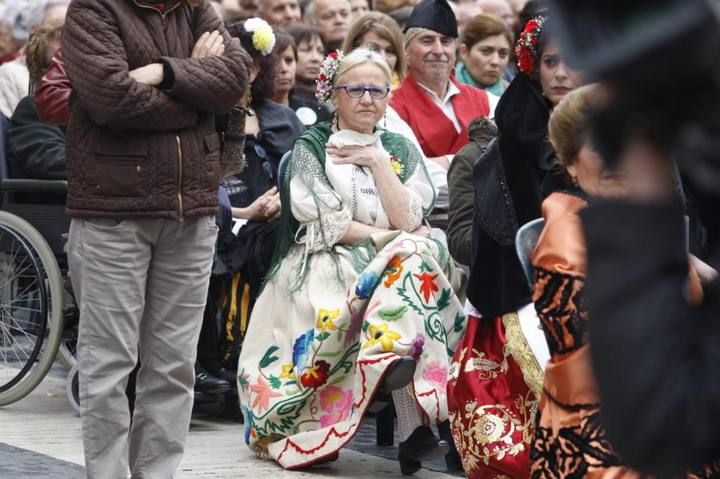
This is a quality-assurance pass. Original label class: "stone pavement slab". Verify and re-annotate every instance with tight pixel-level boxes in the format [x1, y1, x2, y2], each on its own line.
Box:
[0, 443, 84, 478]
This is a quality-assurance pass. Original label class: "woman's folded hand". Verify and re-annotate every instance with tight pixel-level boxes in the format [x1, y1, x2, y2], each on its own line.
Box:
[327, 144, 385, 170]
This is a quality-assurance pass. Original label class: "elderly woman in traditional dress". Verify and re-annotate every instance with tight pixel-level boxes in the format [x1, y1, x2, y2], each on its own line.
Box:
[237, 48, 466, 474]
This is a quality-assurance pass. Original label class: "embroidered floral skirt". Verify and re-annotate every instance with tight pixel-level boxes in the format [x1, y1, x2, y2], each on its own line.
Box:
[447, 313, 544, 479]
[237, 231, 466, 469]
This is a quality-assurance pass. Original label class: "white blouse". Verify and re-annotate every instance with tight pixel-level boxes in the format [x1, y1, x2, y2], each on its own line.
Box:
[290, 129, 435, 252]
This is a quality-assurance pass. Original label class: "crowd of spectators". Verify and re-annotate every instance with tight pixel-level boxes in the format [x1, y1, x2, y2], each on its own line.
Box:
[7, 0, 709, 478]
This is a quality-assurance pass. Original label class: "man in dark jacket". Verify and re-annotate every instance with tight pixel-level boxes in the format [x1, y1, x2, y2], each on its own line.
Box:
[446, 117, 497, 267]
[8, 95, 65, 179]
[62, 0, 251, 477]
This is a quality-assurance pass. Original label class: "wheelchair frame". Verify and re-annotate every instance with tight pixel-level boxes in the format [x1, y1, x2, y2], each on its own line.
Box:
[0, 113, 78, 410]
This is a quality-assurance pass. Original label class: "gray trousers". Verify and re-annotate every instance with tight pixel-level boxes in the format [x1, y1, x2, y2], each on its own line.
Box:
[68, 217, 217, 479]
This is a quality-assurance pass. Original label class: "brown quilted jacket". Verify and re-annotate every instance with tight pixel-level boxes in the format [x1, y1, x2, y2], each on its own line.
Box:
[62, 0, 251, 219]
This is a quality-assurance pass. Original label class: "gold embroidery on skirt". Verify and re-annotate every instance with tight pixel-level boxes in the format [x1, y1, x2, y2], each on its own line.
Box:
[450, 391, 537, 474]
[449, 346, 509, 384]
[501, 311, 544, 398]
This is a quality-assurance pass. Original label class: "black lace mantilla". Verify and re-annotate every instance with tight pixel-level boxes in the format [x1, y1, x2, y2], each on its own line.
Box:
[530, 409, 622, 478]
[533, 266, 588, 357]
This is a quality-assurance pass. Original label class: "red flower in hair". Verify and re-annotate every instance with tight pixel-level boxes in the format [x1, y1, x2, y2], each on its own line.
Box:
[515, 15, 546, 75]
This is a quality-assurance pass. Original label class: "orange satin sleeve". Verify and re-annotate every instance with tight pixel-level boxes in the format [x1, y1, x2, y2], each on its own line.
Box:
[532, 192, 704, 306]
[531, 192, 588, 278]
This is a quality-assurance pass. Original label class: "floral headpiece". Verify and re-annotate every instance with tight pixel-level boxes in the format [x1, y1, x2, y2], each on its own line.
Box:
[243, 17, 275, 56]
[515, 15, 546, 75]
[315, 50, 344, 103]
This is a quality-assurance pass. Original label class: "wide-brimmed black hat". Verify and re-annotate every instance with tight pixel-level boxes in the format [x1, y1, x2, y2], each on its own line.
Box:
[404, 0, 458, 38]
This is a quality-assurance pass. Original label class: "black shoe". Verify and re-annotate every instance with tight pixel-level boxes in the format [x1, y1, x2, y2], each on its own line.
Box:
[438, 420, 464, 473]
[217, 368, 238, 391]
[398, 455, 422, 476]
[398, 426, 450, 475]
[195, 369, 232, 395]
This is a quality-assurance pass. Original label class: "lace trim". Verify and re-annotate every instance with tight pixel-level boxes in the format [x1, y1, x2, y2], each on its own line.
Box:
[533, 266, 588, 357]
[501, 312, 544, 398]
[530, 409, 623, 476]
[406, 190, 423, 231]
[292, 142, 339, 196]
[298, 207, 352, 253]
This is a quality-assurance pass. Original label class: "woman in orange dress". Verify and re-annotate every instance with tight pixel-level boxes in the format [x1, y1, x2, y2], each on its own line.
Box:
[530, 84, 719, 478]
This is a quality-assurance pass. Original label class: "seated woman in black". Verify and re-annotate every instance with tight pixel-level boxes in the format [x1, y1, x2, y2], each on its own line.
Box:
[197, 18, 305, 382]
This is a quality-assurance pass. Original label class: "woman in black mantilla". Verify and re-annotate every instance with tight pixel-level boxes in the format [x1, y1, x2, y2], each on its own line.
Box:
[447, 15, 584, 478]
[196, 18, 305, 384]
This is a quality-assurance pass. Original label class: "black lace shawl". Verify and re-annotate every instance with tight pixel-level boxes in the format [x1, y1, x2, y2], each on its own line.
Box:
[466, 73, 562, 318]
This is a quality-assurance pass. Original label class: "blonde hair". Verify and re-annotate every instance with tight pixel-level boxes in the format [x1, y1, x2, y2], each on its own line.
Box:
[342, 12, 406, 81]
[548, 84, 599, 170]
[335, 47, 392, 86]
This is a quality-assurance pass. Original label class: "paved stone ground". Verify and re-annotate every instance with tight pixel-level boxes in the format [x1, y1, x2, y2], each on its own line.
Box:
[0, 443, 84, 478]
[0, 363, 461, 479]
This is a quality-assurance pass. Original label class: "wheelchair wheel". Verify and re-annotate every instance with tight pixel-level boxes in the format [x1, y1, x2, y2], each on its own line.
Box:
[0, 211, 64, 406]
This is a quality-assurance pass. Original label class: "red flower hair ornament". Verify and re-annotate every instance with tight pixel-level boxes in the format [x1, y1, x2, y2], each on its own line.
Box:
[515, 15, 546, 75]
[315, 50, 344, 103]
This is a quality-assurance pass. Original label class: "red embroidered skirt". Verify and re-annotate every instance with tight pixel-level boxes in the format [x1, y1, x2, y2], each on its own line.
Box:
[447, 313, 543, 479]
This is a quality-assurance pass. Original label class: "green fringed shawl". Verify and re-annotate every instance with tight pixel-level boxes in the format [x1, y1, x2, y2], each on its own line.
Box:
[265, 121, 435, 292]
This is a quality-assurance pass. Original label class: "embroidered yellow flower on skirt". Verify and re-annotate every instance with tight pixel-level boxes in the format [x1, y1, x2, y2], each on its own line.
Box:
[316, 308, 340, 333]
[279, 363, 296, 380]
[363, 322, 401, 352]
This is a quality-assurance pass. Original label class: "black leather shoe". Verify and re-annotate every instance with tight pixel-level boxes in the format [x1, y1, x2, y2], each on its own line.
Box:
[217, 368, 238, 391]
[438, 420, 464, 473]
[195, 370, 232, 395]
[398, 426, 450, 475]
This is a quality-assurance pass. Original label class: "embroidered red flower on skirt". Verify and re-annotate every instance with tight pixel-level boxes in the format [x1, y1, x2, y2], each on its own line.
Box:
[300, 360, 331, 388]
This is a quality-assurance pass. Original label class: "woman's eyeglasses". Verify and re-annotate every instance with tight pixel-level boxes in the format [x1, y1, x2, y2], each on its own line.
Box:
[335, 84, 390, 100]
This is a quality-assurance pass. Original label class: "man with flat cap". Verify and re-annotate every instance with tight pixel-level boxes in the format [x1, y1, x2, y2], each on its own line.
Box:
[390, 0, 490, 229]
[391, 0, 490, 163]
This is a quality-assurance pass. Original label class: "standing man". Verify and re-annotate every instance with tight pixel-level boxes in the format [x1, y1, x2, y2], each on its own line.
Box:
[62, 0, 251, 477]
[258, 0, 302, 29]
[391, 0, 490, 228]
[307, 0, 351, 51]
